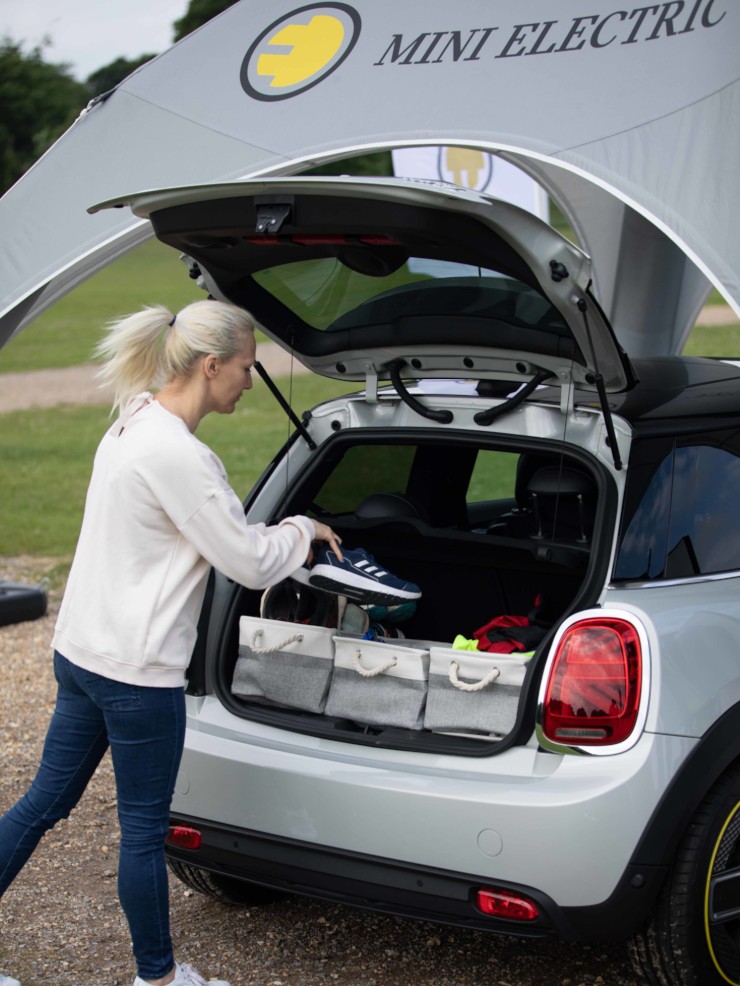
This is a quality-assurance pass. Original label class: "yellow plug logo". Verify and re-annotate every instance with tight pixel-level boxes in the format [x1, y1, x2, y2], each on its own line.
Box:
[438, 148, 493, 192]
[241, 3, 361, 100]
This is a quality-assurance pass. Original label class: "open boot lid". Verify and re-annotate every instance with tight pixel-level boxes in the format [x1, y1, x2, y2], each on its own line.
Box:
[90, 175, 636, 395]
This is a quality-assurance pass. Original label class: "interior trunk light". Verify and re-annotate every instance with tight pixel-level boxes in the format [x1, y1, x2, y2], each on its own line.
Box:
[476, 888, 539, 922]
[166, 825, 202, 850]
[542, 617, 643, 746]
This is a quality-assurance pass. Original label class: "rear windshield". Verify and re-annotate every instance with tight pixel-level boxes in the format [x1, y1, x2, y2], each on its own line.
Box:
[253, 258, 568, 333]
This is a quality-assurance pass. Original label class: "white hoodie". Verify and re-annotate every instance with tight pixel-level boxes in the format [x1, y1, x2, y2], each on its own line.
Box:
[53, 394, 314, 687]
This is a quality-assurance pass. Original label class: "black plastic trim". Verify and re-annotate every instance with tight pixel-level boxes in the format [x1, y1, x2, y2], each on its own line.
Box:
[630, 703, 740, 870]
[166, 813, 663, 942]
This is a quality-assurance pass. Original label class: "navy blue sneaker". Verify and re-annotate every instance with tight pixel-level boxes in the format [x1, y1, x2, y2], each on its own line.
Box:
[308, 546, 421, 604]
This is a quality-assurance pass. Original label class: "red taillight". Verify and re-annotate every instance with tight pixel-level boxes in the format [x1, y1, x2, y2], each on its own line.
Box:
[542, 618, 642, 746]
[476, 888, 539, 922]
[166, 825, 202, 850]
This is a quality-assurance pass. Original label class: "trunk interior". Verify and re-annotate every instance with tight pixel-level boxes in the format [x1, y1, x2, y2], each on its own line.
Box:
[209, 431, 610, 754]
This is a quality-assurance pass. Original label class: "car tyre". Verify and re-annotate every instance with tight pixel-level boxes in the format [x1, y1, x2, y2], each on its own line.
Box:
[629, 764, 740, 986]
[167, 859, 285, 906]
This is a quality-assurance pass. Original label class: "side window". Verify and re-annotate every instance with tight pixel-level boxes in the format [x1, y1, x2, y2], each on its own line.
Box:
[307, 444, 416, 516]
[465, 449, 519, 531]
[615, 431, 740, 581]
[467, 450, 519, 504]
[306, 444, 520, 527]
[614, 441, 674, 581]
[666, 440, 740, 577]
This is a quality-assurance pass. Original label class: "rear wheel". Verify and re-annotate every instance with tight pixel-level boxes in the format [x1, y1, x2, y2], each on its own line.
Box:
[167, 858, 286, 906]
[630, 765, 740, 985]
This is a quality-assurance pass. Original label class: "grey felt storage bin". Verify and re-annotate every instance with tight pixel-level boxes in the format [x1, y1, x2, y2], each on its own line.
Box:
[232, 616, 335, 713]
[424, 647, 530, 737]
[325, 636, 430, 730]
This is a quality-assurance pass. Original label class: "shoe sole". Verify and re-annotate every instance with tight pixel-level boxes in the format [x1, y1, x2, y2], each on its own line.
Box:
[288, 566, 311, 585]
[308, 565, 421, 604]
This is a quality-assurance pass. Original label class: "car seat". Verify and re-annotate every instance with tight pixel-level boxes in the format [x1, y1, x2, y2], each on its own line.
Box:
[526, 465, 596, 544]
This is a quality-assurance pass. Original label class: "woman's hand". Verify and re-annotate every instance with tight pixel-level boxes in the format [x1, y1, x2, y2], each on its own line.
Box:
[311, 521, 344, 561]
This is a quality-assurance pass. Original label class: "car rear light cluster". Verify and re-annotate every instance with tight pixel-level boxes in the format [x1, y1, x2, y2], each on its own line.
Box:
[541, 617, 643, 746]
[166, 825, 202, 850]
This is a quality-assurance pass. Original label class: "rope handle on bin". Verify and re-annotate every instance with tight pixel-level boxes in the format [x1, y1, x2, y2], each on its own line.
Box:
[449, 660, 500, 692]
[354, 649, 398, 677]
[251, 627, 304, 655]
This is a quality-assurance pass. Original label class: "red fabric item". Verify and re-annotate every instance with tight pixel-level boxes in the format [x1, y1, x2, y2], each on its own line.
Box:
[473, 614, 529, 653]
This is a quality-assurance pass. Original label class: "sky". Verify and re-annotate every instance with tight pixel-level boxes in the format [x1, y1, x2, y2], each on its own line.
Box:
[0, 0, 187, 80]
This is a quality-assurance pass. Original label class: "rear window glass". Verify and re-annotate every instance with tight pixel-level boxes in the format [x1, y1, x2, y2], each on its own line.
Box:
[253, 258, 567, 333]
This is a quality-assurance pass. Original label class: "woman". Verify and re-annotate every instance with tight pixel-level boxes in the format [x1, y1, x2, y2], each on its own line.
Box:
[0, 300, 342, 986]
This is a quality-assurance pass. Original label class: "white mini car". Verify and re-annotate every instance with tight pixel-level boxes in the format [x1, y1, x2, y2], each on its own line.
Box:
[101, 176, 740, 986]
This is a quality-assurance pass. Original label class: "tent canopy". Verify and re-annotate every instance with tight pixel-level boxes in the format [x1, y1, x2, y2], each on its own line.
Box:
[1, 0, 738, 359]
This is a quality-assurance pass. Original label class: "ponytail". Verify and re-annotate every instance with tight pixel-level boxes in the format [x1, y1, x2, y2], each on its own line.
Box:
[95, 300, 256, 415]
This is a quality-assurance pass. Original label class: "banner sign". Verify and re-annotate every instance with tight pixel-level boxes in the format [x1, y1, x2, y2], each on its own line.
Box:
[392, 146, 549, 221]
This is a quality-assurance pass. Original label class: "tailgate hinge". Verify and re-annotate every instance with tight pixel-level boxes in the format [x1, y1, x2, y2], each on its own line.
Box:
[559, 373, 575, 416]
[364, 364, 379, 403]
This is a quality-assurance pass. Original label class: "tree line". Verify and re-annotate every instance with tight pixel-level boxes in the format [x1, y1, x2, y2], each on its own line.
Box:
[0, 0, 391, 199]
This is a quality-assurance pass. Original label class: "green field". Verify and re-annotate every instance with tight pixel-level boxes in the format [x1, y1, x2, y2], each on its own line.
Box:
[1, 238, 739, 562]
[0, 239, 208, 373]
[0, 374, 350, 560]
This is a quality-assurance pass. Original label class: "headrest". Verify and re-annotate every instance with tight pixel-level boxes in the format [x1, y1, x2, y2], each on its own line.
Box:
[354, 492, 428, 522]
[527, 466, 595, 497]
[515, 453, 560, 504]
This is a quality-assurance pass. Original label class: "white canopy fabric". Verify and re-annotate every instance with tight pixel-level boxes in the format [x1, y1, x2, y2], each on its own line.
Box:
[1, 0, 738, 357]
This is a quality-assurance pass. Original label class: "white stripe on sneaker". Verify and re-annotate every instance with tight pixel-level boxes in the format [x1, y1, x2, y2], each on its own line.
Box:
[308, 564, 421, 599]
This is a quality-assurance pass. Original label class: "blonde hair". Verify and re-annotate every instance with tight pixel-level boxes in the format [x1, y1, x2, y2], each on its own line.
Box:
[95, 299, 256, 415]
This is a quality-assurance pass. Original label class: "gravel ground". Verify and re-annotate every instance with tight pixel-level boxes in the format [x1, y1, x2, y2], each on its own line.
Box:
[0, 558, 640, 986]
[0, 343, 304, 413]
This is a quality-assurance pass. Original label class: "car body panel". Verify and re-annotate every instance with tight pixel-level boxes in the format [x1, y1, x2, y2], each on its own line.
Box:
[172, 698, 695, 909]
[605, 577, 740, 738]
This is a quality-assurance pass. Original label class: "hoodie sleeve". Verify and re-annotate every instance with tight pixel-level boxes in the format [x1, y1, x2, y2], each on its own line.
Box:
[181, 490, 314, 589]
[133, 424, 315, 589]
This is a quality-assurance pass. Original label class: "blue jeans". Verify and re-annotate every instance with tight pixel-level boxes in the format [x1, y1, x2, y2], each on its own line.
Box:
[0, 651, 186, 979]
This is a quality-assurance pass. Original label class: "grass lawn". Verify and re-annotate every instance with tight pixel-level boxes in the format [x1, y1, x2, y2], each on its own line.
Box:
[683, 322, 740, 356]
[0, 239, 209, 373]
[0, 374, 350, 561]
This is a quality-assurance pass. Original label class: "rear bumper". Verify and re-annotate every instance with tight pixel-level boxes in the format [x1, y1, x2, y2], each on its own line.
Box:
[166, 813, 667, 941]
[172, 699, 694, 910]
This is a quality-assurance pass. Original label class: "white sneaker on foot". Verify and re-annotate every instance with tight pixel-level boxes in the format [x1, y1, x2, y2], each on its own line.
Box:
[134, 963, 231, 986]
[0, 974, 21, 986]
